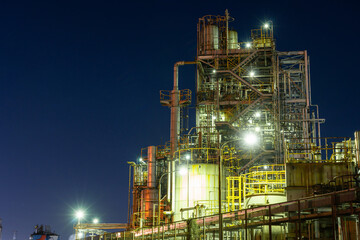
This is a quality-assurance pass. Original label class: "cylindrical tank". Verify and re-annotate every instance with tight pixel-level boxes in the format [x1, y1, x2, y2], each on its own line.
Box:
[243, 165, 287, 239]
[202, 25, 219, 51]
[228, 30, 238, 49]
[173, 163, 225, 221]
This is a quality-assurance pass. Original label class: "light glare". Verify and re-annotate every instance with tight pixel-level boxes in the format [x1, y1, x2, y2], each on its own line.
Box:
[254, 112, 261, 118]
[179, 167, 187, 176]
[249, 71, 255, 77]
[244, 133, 257, 145]
[245, 42, 251, 48]
[93, 218, 99, 224]
[76, 210, 85, 219]
[264, 23, 269, 29]
[185, 154, 190, 160]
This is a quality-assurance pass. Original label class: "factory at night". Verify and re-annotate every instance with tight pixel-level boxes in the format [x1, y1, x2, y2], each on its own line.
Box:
[66, 11, 360, 240]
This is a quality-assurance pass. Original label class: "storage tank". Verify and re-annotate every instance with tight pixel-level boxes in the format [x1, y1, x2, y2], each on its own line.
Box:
[228, 30, 238, 49]
[243, 165, 287, 240]
[173, 163, 225, 221]
[200, 25, 219, 51]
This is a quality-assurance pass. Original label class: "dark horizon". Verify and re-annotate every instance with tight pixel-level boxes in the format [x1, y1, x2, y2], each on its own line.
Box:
[0, 1, 359, 240]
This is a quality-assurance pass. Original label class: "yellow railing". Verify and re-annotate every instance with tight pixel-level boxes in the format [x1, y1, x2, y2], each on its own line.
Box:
[285, 138, 355, 163]
[174, 148, 218, 164]
[244, 164, 286, 197]
[226, 176, 243, 211]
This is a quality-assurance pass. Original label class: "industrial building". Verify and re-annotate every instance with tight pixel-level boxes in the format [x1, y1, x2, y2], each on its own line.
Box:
[74, 11, 360, 239]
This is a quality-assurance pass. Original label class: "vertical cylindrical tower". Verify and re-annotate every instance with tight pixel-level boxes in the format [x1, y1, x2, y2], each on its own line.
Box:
[143, 146, 158, 225]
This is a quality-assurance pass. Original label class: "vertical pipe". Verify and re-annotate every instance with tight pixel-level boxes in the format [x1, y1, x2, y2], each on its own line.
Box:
[356, 214, 360, 240]
[203, 218, 206, 240]
[245, 209, 248, 240]
[225, 9, 229, 56]
[162, 225, 164, 240]
[174, 223, 177, 239]
[298, 200, 301, 239]
[148, 146, 157, 188]
[304, 51, 310, 107]
[218, 150, 223, 240]
[268, 205, 272, 240]
[355, 131, 360, 168]
[128, 165, 132, 225]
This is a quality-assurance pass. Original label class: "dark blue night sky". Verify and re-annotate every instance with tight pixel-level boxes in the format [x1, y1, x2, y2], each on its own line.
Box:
[0, 1, 359, 240]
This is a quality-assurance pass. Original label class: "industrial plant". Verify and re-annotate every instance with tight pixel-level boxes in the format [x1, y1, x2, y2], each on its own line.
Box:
[74, 11, 360, 239]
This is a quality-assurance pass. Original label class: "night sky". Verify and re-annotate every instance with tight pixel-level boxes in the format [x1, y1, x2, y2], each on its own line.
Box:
[0, 1, 359, 240]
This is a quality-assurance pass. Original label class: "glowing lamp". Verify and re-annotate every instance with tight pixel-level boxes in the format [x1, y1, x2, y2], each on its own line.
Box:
[75, 210, 85, 220]
[244, 133, 257, 145]
[179, 167, 187, 176]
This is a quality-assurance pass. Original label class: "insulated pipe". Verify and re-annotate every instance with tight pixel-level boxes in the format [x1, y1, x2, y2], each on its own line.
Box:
[170, 61, 197, 158]
[147, 146, 156, 188]
[169, 61, 198, 217]
[355, 131, 360, 168]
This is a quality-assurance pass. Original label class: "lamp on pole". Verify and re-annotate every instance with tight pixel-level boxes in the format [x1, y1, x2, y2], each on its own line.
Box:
[158, 167, 187, 225]
[218, 134, 258, 240]
[75, 210, 85, 240]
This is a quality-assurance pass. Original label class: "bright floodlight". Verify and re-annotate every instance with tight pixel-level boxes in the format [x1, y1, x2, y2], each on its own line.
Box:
[212, 116, 216, 120]
[245, 42, 251, 48]
[255, 127, 260, 132]
[185, 154, 190, 160]
[213, 69, 216, 73]
[179, 167, 187, 176]
[264, 165, 268, 169]
[78, 232, 84, 238]
[254, 112, 261, 118]
[244, 133, 257, 145]
[264, 23, 269, 29]
[75, 210, 85, 219]
[93, 218, 99, 224]
[249, 71, 255, 77]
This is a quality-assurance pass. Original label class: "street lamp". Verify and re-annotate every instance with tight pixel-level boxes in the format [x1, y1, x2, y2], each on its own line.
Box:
[92, 218, 99, 224]
[157, 167, 187, 225]
[218, 136, 258, 240]
[75, 210, 85, 240]
[75, 210, 85, 224]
